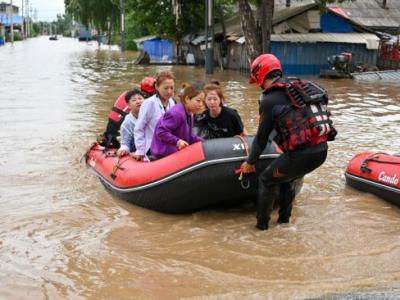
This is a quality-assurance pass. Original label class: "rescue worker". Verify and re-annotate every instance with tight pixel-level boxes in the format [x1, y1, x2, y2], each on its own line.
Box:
[99, 76, 156, 148]
[241, 54, 336, 230]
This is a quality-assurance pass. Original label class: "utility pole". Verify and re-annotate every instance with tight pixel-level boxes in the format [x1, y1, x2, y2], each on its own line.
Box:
[120, 0, 125, 51]
[173, 0, 182, 64]
[205, 0, 214, 74]
[29, 3, 32, 36]
[25, 0, 29, 37]
[21, 0, 24, 38]
[9, 0, 14, 43]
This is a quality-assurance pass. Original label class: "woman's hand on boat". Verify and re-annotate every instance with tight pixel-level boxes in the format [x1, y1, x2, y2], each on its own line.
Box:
[240, 162, 256, 174]
[177, 139, 189, 150]
[132, 154, 145, 161]
[117, 149, 129, 157]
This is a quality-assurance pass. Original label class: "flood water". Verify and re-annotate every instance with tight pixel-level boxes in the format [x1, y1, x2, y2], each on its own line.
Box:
[0, 36, 399, 299]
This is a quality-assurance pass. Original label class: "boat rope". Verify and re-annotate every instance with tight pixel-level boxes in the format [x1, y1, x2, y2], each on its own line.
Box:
[234, 135, 253, 189]
[110, 155, 130, 180]
[361, 152, 400, 173]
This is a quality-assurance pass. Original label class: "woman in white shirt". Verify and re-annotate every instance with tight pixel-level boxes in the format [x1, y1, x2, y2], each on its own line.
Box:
[133, 70, 176, 161]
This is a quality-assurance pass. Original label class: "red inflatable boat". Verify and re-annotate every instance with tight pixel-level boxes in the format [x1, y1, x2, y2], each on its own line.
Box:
[345, 152, 400, 206]
[85, 136, 294, 213]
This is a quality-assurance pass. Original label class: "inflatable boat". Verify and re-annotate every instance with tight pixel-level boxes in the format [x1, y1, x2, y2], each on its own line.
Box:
[85, 136, 285, 213]
[345, 152, 400, 206]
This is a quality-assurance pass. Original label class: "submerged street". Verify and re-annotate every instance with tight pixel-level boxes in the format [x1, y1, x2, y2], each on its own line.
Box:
[0, 37, 400, 299]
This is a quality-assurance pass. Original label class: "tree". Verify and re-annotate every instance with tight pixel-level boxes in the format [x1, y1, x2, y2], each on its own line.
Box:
[64, 0, 120, 36]
[238, 0, 261, 63]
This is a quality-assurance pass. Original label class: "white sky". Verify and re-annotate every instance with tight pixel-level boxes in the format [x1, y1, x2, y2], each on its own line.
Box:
[15, 0, 65, 21]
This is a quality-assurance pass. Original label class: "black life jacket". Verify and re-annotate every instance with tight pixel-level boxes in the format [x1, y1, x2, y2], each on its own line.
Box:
[266, 78, 337, 151]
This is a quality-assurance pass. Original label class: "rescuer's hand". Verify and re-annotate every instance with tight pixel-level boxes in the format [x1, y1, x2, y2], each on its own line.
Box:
[240, 162, 256, 174]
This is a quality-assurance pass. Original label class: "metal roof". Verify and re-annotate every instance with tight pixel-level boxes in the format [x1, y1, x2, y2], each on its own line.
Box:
[191, 35, 205, 45]
[273, 2, 318, 25]
[351, 70, 400, 82]
[214, 1, 318, 36]
[133, 35, 157, 44]
[191, 36, 212, 45]
[270, 33, 380, 49]
[274, 0, 315, 10]
[328, 0, 400, 29]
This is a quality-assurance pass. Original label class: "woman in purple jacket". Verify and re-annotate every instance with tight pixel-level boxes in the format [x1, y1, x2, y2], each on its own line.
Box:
[150, 84, 204, 159]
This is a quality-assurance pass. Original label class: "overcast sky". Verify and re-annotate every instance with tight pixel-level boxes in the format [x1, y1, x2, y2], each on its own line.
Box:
[16, 0, 65, 21]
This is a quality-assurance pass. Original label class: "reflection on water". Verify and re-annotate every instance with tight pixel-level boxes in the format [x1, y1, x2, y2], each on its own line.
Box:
[0, 37, 399, 299]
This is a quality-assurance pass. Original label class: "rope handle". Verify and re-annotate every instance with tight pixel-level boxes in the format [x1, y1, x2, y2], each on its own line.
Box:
[233, 135, 256, 189]
[360, 152, 400, 173]
[110, 156, 130, 180]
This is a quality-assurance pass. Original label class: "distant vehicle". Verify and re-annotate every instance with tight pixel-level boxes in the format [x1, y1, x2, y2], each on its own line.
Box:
[49, 35, 58, 41]
[78, 26, 91, 41]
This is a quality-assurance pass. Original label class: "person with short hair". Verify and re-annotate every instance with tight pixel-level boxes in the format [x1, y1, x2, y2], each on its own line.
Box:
[100, 76, 156, 148]
[116, 89, 145, 157]
[150, 84, 204, 159]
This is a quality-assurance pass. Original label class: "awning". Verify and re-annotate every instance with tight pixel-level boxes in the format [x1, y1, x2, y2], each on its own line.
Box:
[191, 36, 213, 45]
[0, 15, 24, 26]
[236, 36, 246, 44]
[191, 35, 205, 45]
[133, 35, 157, 44]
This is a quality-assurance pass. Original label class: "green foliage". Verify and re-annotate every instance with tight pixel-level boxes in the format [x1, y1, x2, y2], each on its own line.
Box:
[65, 0, 120, 32]
[55, 14, 74, 35]
[125, 0, 176, 39]
[122, 0, 236, 39]
[125, 38, 137, 51]
[13, 32, 22, 41]
[63, 0, 237, 44]
[31, 23, 41, 37]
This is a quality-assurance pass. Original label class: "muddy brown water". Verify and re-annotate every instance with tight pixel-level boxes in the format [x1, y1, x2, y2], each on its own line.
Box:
[0, 37, 399, 299]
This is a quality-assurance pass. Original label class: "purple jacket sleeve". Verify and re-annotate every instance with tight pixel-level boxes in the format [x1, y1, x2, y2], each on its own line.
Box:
[191, 132, 203, 144]
[155, 112, 181, 146]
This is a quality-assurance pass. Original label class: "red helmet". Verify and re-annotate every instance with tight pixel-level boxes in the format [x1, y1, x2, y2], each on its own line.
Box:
[249, 54, 282, 87]
[140, 76, 156, 95]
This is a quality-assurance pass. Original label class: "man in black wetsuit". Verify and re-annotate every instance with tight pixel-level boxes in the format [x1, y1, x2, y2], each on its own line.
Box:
[241, 54, 336, 230]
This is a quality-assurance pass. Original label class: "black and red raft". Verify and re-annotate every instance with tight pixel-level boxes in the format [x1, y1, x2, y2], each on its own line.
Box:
[85, 137, 284, 213]
[345, 152, 400, 206]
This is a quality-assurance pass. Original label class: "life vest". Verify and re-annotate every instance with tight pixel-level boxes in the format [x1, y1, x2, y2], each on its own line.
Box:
[108, 91, 130, 125]
[99, 91, 130, 148]
[267, 78, 337, 151]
